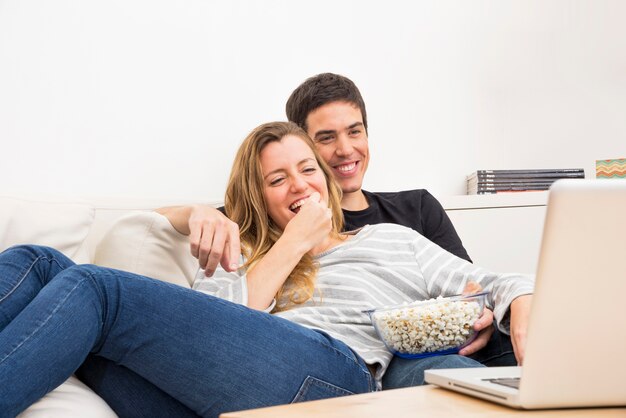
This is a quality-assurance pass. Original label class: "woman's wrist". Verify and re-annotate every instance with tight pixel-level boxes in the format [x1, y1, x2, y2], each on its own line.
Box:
[277, 230, 315, 259]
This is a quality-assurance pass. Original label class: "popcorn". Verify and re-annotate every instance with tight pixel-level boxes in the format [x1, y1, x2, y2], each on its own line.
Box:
[369, 295, 484, 357]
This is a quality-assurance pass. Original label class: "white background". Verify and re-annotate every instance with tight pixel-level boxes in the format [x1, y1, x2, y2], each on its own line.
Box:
[1, 0, 624, 202]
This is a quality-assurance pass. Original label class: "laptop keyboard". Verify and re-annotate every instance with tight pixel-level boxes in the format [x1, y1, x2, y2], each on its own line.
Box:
[484, 377, 520, 389]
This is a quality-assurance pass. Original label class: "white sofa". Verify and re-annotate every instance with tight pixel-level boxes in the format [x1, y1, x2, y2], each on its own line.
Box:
[1, 193, 546, 417]
[1, 195, 211, 418]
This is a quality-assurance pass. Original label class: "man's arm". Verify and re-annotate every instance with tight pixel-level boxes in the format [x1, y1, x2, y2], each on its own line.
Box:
[420, 191, 472, 262]
[509, 294, 532, 365]
[156, 205, 240, 276]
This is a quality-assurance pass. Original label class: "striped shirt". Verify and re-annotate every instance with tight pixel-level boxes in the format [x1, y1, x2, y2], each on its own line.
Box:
[193, 223, 534, 386]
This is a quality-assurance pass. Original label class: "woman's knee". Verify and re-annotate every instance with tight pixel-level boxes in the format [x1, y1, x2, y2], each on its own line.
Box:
[55, 265, 126, 303]
[54, 264, 108, 287]
[3, 244, 62, 259]
[2, 244, 75, 270]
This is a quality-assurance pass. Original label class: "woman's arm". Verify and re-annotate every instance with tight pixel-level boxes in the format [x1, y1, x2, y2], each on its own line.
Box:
[194, 193, 332, 311]
[245, 192, 332, 310]
[156, 205, 240, 276]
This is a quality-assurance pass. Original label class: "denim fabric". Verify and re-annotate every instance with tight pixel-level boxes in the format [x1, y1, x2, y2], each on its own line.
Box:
[382, 321, 516, 390]
[0, 246, 374, 418]
[382, 355, 483, 389]
[468, 326, 517, 367]
[77, 355, 199, 418]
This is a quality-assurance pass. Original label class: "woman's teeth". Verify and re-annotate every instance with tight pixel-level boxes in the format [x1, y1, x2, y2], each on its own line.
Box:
[290, 199, 306, 213]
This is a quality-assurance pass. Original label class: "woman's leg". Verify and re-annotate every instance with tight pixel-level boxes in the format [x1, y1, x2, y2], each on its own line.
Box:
[77, 355, 199, 418]
[0, 245, 201, 417]
[1, 258, 373, 417]
[0, 245, 74, 330]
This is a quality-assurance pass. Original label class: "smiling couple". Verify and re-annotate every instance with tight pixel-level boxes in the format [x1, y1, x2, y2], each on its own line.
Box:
[160, 73, 521, 388]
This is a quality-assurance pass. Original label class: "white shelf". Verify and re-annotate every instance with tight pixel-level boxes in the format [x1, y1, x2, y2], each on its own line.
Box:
[439, 191, 549, 211]
[439, 192, 548, 274]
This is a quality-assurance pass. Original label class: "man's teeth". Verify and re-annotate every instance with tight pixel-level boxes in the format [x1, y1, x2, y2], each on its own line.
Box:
[337, 162, 356, 172]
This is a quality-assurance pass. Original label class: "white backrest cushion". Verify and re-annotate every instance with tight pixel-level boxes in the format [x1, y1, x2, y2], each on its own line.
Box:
[0, 196, 94, 263]
[18, 376, 117, 418]
[94, 211, 197, 288]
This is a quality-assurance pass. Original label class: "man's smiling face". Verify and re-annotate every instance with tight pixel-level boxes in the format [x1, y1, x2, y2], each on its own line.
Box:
[305, 101, 369, 197]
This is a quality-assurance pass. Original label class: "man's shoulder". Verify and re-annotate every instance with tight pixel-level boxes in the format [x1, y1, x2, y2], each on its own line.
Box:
[364, 188, 430, 198]
[363, 189, 435, 207]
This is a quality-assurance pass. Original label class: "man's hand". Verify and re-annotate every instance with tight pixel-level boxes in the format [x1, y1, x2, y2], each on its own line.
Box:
[509, 294, 532, 365]
[458, 307, 494, 356]
[187, 206, 241, 277]
[157, 205, 241, 277]
[458, 281, 494, 356]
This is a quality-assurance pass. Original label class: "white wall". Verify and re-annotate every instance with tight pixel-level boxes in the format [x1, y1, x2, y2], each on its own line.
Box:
[1, 0, 624, 201]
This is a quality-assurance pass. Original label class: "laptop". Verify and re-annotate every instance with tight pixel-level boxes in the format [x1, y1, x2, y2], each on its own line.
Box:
[424, 179, 626, 409]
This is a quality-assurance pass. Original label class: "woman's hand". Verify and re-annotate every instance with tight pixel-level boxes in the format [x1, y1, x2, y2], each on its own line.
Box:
[282, 192, 332, 255]
[245, 192, 331, 310]
[509, 294, 533, 365]
[157, 205, 241, 276]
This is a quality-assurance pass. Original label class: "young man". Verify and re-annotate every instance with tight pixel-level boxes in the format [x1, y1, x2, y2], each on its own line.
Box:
[160, 74, 516, 390]
[285, 73, 471, 262]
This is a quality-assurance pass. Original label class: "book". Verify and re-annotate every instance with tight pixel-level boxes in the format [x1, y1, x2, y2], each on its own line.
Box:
[596, 159, 626, 179]
[467, 177, 562, 186]
[467, 183, 553, 195]
[469, 182, 555, 189]
[474, 189, 548, 195]
[467, 170, 585, 182]
[471, 168, 584, 175]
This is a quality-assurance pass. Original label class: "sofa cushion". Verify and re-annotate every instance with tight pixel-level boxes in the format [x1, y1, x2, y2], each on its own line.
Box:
[94, 211, 197, 287]
[0, 196, 94, 264]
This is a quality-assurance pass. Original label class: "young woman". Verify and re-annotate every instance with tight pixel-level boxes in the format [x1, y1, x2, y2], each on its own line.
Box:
[0, 122, 533, 418]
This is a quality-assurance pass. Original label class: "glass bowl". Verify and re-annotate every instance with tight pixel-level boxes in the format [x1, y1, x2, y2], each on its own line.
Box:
[366, 292, 489, 359]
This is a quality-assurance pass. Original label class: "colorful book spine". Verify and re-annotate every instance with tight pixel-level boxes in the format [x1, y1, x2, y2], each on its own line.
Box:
[596, 159, 626, 179]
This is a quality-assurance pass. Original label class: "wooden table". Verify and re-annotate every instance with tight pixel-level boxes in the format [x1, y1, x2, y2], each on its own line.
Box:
[220, 385, 626, 417]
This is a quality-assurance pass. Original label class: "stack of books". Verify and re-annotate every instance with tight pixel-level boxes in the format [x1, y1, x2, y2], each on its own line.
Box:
[466, 168, 585, 195]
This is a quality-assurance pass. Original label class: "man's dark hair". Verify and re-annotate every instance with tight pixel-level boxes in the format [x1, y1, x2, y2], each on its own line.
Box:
[286, 73, 368, 134]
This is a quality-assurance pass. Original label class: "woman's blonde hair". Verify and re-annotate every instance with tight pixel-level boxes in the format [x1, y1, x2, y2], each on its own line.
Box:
[225, 121, 344, 311]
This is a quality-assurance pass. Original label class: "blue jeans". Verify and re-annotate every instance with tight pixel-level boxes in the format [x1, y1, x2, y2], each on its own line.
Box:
[0, 246, 374, 418]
